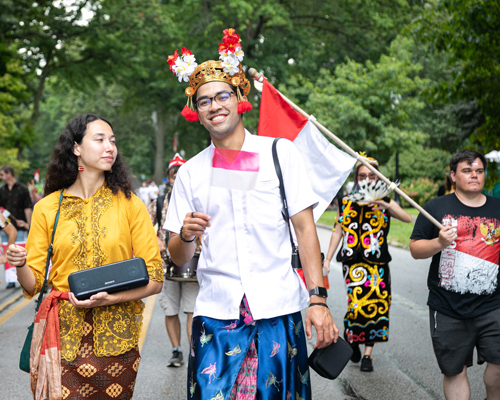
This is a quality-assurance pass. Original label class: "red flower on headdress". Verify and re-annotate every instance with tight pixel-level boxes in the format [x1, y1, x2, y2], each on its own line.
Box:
[223, 28, 238, 39]
[219, 41, 242, 54]
[167, 49, 179, 73]
[219, 28, 242, 54]
[181, 47, 192, 56]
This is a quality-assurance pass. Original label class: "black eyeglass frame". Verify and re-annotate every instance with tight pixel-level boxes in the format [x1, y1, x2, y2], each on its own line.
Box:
[195, 91, 236, 111]
[357, 173, 378, 180]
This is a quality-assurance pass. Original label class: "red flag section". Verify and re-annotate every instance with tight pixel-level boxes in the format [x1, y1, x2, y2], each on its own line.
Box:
[258, 79, 308, 141]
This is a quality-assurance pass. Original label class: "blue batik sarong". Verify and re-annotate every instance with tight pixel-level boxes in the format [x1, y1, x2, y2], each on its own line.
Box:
[188, 304, 311, 400]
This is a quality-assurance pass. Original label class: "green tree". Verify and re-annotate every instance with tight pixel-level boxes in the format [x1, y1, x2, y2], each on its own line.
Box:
[25, 79, 157, 184]
[0, 50, 27, 141]
[10, 0, 429, 182]
[284, 36, 427, 163]
[381, 146, 451, 182]
[411, 0, 500, 150]
[1, 0, 164, 141]
[0, 42, 30, 173]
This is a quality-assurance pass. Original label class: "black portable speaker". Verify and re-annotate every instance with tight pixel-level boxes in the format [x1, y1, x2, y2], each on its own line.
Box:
[68, 257, 149, 300]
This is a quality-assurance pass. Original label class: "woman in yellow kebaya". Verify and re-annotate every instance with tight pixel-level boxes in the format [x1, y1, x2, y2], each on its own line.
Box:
[7, 113, 163, 400]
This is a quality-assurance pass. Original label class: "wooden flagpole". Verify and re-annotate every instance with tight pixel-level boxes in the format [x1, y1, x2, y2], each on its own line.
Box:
[248, 68, 443, 230]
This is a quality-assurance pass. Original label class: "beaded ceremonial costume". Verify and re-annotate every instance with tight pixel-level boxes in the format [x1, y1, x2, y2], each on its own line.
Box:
[336, 196, 392, 345]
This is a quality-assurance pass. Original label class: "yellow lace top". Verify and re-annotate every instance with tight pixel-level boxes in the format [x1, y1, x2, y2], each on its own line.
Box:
[24, 185, 163, 361]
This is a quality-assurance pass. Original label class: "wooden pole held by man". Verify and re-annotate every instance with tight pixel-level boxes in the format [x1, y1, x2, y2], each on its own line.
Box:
[248, 68, 443, 230]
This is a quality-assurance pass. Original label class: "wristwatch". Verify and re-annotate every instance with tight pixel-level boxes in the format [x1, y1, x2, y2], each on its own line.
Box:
[309, 286, 328, 298]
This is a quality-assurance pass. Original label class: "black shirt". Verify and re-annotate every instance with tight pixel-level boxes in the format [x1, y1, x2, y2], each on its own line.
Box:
[411, 193, 500, 319]
[0, 181, 32, 231]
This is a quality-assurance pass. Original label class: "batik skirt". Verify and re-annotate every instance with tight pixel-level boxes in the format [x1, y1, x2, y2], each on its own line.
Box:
[60, 311, 141, 399]
[342, 260, 391, 345]
[188, 302, 311, 400]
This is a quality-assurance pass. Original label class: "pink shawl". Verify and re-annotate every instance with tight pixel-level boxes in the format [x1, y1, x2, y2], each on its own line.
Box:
[30, 290, 70, 400]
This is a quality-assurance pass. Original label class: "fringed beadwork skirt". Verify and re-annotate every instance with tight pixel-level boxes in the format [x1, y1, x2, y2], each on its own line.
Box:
[60, 311, 141, 399]
[343, 260, 391, 345]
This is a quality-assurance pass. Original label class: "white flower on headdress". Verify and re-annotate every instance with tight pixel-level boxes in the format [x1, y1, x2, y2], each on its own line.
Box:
[168, 47, 198, 83]
[219, 46, 244, 62]
[233, 47, 244, 62]
[219, 52, 240, 76]
[174, 59, 196, 82]
[221, 59, 239, 75]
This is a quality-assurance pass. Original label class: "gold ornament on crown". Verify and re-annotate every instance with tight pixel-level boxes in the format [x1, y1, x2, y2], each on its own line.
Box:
[184, 60, 251, 98]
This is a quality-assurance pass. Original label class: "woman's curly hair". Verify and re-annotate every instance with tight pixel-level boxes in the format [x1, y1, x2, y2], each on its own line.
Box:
[44, 114, 133, 198]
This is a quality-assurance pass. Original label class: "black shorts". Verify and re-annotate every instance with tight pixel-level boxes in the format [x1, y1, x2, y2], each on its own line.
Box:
[429, 307, 500, 376]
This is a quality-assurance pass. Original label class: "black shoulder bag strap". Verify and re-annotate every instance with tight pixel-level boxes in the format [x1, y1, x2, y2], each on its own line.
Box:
[36, 188, 65, 311]
[272, 138, 301, 269]
[19, 189, 65, 373]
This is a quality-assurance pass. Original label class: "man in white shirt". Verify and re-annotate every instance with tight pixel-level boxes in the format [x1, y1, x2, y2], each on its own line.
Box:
[164, 29, 338, 400]
[148, 181, 159, 201]
[137, 181, 150, 206]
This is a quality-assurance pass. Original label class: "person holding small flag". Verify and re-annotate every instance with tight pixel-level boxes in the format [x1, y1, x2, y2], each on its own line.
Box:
[164, 29, 340, 399]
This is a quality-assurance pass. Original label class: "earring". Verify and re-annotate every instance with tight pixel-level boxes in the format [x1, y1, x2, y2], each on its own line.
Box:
[108, 169, 113, 173]
[78, 165, 84, 172]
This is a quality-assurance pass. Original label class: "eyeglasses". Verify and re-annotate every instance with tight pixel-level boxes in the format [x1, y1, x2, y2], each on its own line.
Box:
[358, 173, 377, 180]
[196, 91, 235, 111]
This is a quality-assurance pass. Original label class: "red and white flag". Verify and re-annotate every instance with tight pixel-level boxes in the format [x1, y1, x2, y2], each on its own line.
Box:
[211, 148, 260, 191]
[33, 168, 40, 183]
[258, 79, 355, 220]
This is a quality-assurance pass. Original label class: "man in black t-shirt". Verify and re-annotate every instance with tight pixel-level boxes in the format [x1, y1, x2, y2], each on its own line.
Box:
[410, 150, 500, 400]
[0, 165, 32, 239]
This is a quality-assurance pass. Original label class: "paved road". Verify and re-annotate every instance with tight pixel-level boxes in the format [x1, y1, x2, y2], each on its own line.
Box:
[0, 226, 488, 399]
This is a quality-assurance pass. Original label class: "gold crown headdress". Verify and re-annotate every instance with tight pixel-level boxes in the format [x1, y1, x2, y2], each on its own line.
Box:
[167, 28, 252, 122]
[355, 152, 379, 169]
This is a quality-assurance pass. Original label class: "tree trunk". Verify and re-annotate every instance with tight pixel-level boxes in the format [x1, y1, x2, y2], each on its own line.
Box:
[31, 51, 52, 125]
[153, 103, 165, 184]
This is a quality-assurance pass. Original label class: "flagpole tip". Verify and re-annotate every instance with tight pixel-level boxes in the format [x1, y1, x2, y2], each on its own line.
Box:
[248, 68, 263, 82]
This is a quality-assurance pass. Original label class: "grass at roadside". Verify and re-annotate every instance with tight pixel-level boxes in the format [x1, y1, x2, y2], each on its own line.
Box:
[317, 207, 420, 250]
[389, 219, 415, 249]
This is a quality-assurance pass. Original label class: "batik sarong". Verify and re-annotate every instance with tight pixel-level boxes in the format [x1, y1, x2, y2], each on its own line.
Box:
[60, 310, 141, 399]
[343, 260, 391, 345]
[188, 301, 311, 400]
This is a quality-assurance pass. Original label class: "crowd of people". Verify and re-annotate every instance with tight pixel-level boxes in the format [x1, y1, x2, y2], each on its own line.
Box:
[0, 27, 498, 400]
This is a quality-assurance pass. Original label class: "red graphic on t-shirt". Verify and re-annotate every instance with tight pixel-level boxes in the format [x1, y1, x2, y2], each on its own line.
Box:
[450, 215, 500, 263]
[438, 215, 500, 294]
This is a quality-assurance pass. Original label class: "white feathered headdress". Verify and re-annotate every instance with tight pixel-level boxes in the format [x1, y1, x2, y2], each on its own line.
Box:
[347, 179, 398, 205]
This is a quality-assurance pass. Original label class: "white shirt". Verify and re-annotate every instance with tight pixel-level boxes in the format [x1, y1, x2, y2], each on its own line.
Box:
[164, 131, 318, 320]
[137, 187, 150, 206]
[148, 184, 159, 201]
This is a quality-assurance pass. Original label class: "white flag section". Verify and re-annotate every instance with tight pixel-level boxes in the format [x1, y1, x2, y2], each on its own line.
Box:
[211, 168, 259, 191]
[294, 120, 356, 221]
